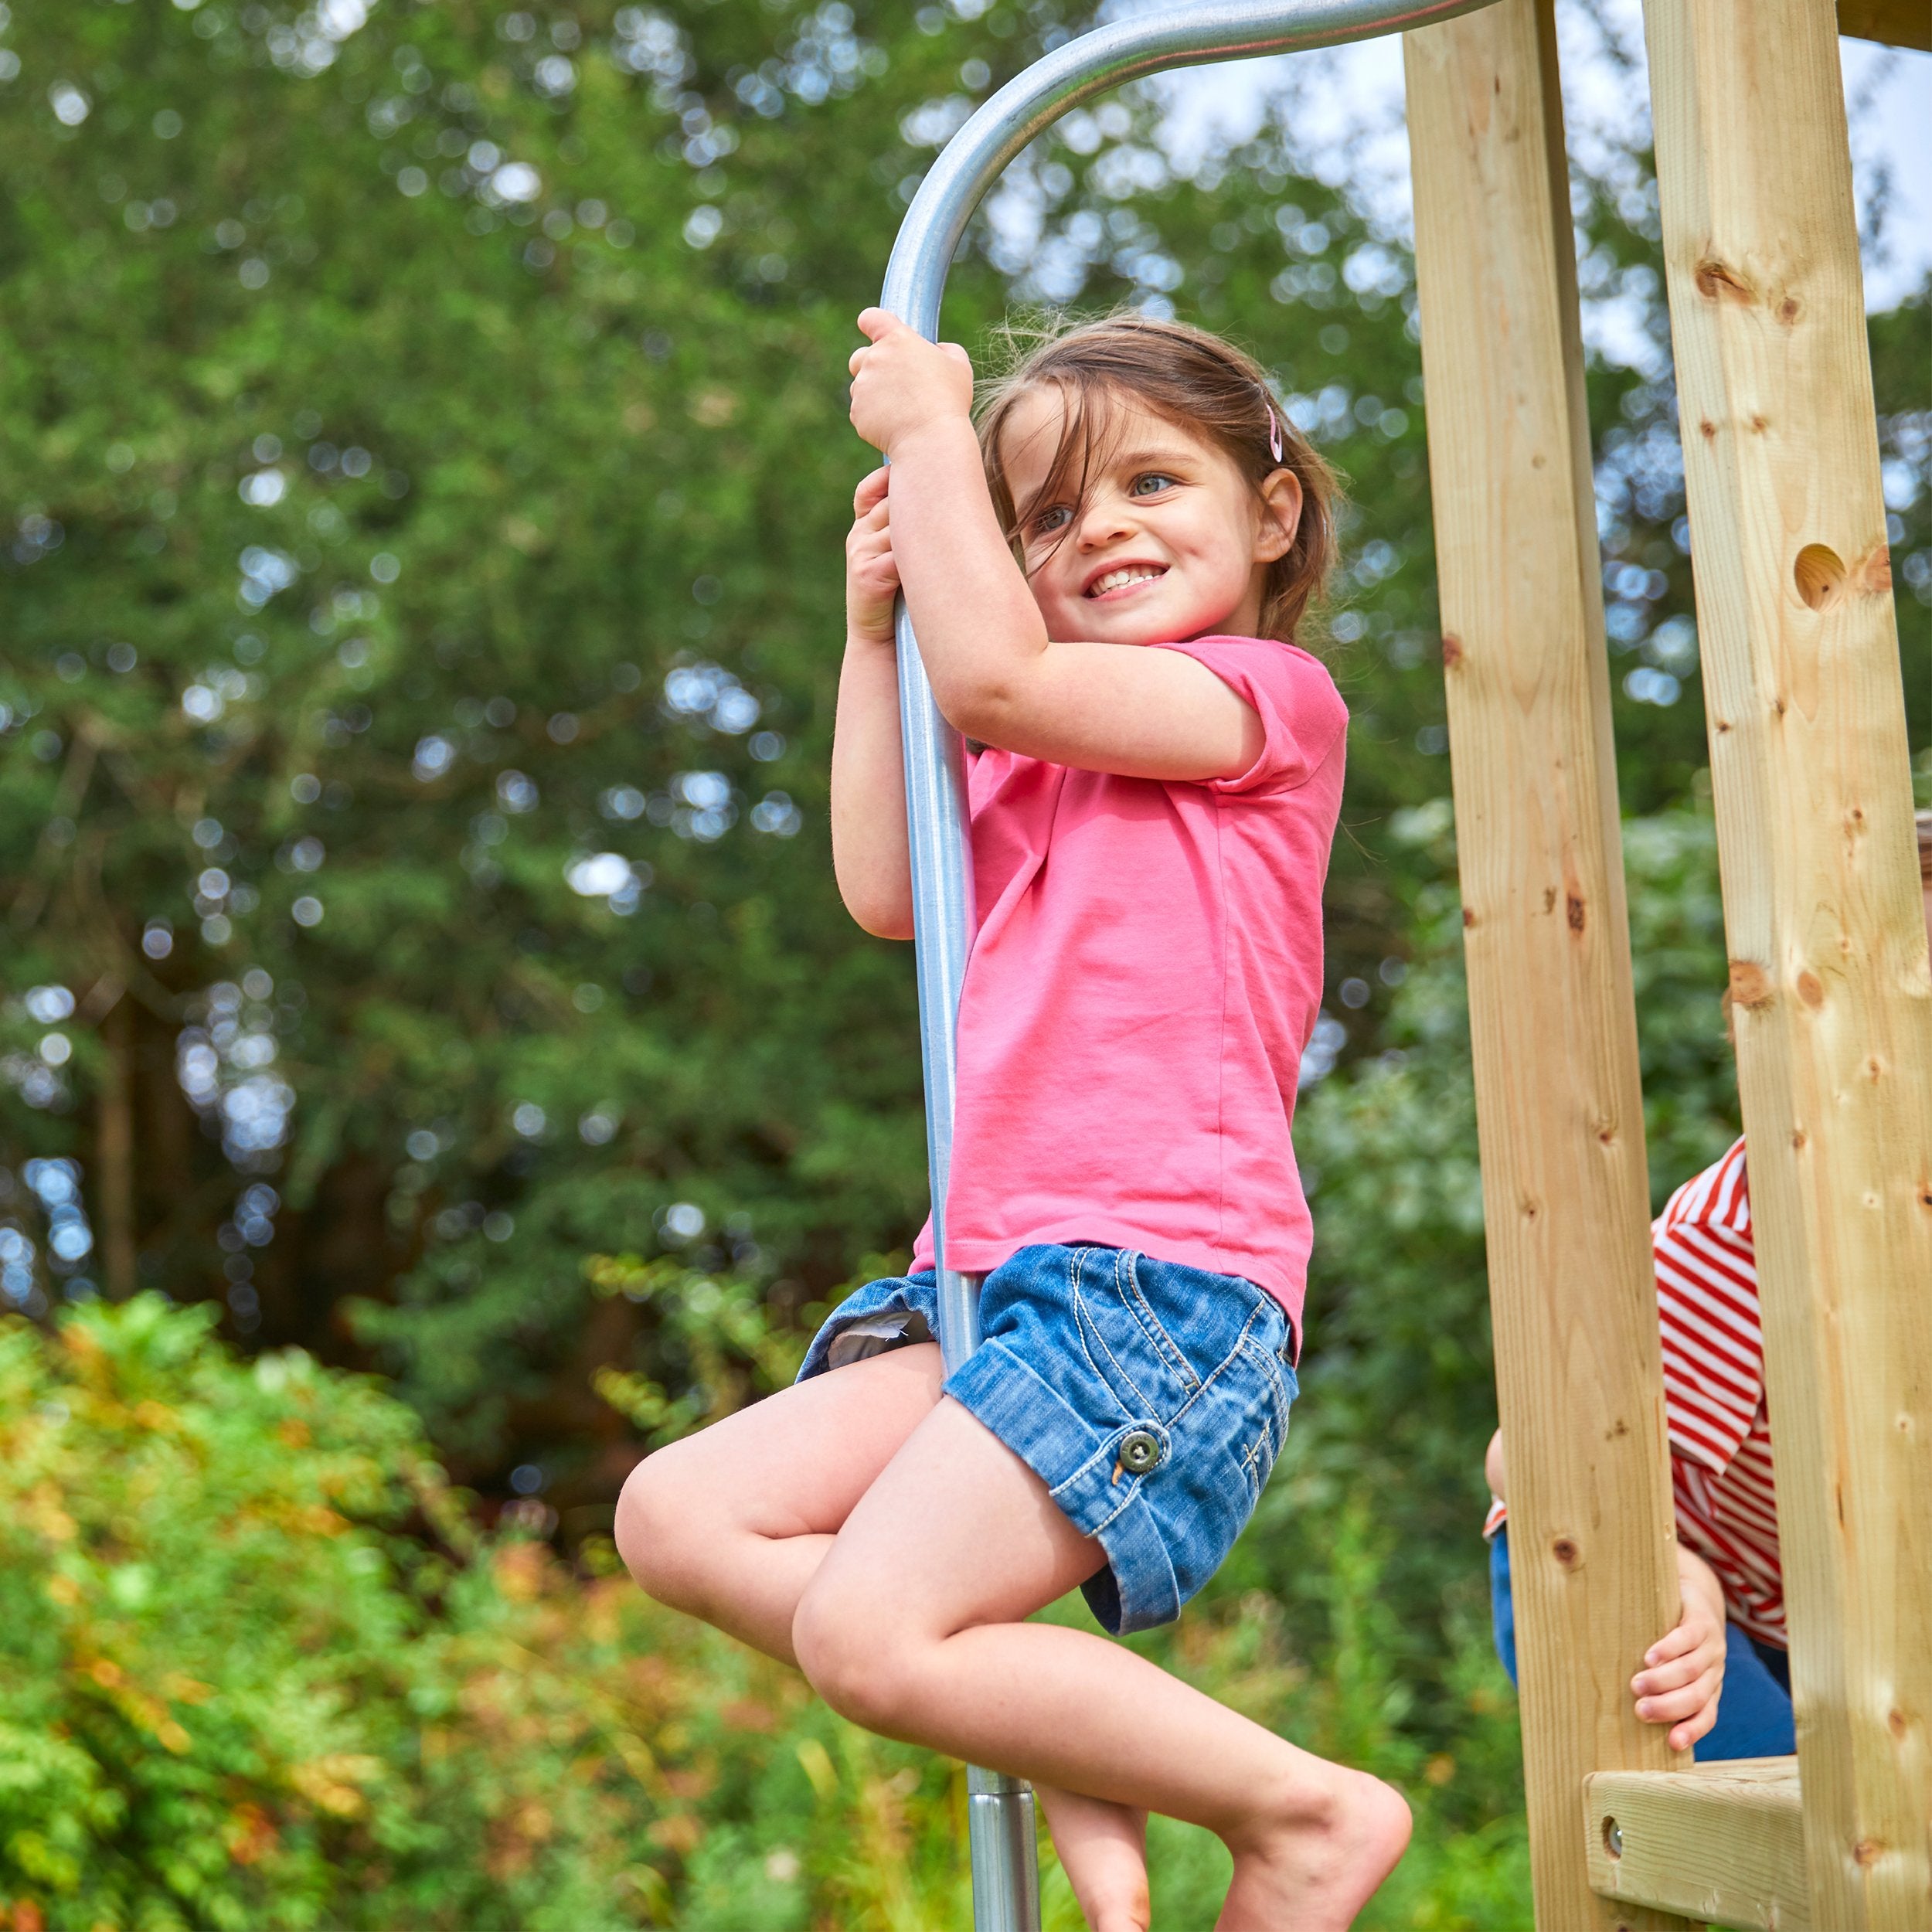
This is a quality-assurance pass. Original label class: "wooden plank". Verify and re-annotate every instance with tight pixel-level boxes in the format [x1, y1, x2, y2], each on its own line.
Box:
[1403, 7, 1692, 1929]
[1587, 1757, 1809, 1930]
[1836, 0, 1932, 52]
[1639, 2, 1932, 1927]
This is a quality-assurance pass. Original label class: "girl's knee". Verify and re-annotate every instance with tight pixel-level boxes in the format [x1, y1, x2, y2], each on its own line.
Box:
[614, 1446, 708, 1609]
[792, 1574, 924, 1732]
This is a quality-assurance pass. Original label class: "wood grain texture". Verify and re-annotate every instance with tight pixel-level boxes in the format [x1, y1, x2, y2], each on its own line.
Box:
[1836, 0, 1932, 51]
[1403, 5, 1690, 1928]
[1587, 1757, 1809, 1929]
[1641, 1, 1932, 1925]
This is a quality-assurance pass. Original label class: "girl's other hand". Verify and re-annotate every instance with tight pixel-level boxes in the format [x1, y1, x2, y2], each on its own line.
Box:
[1631, 1546, 1729, 1753]
[846, 467, 900, 648]
[848, 308, 974, 457]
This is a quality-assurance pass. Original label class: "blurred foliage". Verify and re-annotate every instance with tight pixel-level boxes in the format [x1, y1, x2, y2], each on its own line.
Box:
[0, 1294, 1531, 1932]
[2, 0, 1926, 1496]
[0, 0, 1927, 1920]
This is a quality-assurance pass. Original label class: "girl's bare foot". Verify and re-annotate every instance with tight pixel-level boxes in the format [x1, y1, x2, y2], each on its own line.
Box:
[1215, 1765, 1411, 1932]
[1037, 1784, 1151, 1932]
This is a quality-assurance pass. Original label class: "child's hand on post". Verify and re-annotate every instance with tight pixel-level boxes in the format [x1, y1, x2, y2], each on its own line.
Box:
[846, 466, 900, 649]
[1631, 1545, 1730, 1752]
[848, 308, 975, 457]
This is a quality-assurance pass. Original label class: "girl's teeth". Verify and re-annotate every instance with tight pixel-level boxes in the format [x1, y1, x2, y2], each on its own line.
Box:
[1092, 568, 1161, 595]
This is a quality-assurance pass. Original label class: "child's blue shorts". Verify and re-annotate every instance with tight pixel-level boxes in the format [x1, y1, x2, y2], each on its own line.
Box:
[798, 1242, 1298, 1637]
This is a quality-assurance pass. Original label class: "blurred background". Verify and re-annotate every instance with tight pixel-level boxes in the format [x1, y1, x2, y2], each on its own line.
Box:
[0, 2, 1925, 1926]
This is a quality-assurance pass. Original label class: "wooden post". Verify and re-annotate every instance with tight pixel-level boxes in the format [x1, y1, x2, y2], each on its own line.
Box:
[1835, 0, 1932, 52]
[1403, 6, 1692, 1929]
[1641, 0, 1932, 1923]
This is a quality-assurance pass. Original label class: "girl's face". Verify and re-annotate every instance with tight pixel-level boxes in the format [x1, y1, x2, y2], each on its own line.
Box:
[996, 386, 1303, 645]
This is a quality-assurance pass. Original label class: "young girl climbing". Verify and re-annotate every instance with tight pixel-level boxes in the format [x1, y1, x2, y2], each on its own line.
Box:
[616, 309, 1408, 1931]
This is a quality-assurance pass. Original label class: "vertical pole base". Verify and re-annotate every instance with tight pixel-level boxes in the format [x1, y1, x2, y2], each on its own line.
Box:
[967, 1766, 1041, 1932]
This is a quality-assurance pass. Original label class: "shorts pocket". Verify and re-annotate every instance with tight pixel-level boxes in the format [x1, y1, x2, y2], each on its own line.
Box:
[1066, 1247, 1196, 1423]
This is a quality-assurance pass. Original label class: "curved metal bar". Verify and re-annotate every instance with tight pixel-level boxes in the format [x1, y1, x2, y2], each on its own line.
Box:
[883, 0, 1498, 335]
[874, 6, 1502, 1927]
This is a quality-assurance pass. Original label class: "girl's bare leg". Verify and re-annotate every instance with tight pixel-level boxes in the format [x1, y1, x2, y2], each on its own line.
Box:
[1036, 1784, 1151, 1932]
[790, 1396, 1411, 1932]
[614, 1342, 946, 1659]
[615, 1348, 1153, 1930]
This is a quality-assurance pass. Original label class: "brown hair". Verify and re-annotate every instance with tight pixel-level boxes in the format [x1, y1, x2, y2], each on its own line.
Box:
[974, 311, 1341, 644]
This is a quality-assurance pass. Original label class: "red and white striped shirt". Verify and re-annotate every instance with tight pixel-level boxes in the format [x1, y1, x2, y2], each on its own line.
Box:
[1487, 1137, 1786, 1648]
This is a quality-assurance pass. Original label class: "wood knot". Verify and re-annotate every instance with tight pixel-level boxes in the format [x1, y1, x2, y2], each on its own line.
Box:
[1794, 543, 1846, 611]
[1442, 633, 1464, 669]
[1797, 971, 1825, 1009]
[1853, 1838, 1883, 1867]
[1777, 296, 1801, 325]
[1728, 961, 1773, 1010]
[1889, 1708, 1909, 1738]
[1550, 1537, 1580, 1568]
[1857, 545, 1893, 596]
[1693, 257, 1753, 303]
[1566, 894, 1586, 934]
[1698, 418, 1717, 440]
[1461, 907, 1476, 928]
[1791, 1129, 1808, 1151]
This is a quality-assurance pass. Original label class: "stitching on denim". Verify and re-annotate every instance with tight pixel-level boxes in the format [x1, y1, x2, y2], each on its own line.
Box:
[1083, 1485, 1136, 1535]
[1165, 1297, 1267, 1433]
[1240, 1430, 1267, 1499]
[1047, 1442, 1141, 1535]
[1121, 1250, 1199, 1393]
[1071, 1246, 1160, 1418]
[1236, 1332, 1294, 1434]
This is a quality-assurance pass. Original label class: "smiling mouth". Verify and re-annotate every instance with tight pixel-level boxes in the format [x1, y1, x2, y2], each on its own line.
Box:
[1084, 564, 1168, 600]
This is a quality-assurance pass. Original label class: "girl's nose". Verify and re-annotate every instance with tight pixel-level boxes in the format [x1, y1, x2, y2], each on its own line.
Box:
[1075, 492, 1137, 549]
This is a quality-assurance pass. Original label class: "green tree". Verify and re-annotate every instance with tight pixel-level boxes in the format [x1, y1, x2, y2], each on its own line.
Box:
[2, 3, 1927, 1889]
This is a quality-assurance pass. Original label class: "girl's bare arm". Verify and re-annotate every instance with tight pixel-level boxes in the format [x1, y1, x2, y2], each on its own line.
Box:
[847, 313, 1268, 782]
[831, 468, 914, 939]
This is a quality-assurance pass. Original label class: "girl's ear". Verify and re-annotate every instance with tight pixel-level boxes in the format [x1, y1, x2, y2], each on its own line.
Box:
[1254, 467, 1303, 564]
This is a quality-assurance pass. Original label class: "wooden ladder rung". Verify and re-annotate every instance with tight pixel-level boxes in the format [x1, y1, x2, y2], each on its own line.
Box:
[1584, 1756, 1808, 1930]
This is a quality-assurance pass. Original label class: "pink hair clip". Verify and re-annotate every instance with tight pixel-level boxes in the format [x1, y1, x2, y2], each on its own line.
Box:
[1266, 403, 1284, 464]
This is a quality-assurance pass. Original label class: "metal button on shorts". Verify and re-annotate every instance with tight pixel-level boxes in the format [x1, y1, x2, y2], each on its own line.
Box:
[1118, 1429, 1163, 1476]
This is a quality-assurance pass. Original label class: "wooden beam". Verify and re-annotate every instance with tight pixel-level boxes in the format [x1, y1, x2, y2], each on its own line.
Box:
[1837, 0, 1932, 52]
[1587, 1757, 1809, 1929]
[1640, 1, 1932, 1925]
[1403, 6, 1691, 1929]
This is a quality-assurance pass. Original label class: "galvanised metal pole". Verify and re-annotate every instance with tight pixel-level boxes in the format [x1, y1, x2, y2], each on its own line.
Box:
[877, 5, 1499, 1926]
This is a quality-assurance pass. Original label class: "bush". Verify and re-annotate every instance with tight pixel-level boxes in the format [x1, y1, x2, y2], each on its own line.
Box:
[0, 1294, 692, 1930]
[0, 1295, 1535, 1930]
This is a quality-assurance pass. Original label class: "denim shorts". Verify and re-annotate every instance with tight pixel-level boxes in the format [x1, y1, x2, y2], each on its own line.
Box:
[798, 1243, 1298, 1637]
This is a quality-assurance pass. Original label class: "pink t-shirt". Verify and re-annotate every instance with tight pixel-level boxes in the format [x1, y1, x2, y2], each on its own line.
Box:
[910, 634, 1347, 1340]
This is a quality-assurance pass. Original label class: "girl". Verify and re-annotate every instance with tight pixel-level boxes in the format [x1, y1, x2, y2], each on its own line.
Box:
[617, 310, 1409, 1930]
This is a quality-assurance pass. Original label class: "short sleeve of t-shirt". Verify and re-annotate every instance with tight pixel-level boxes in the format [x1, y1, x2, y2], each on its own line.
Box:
[1152, 634, 1349, 796]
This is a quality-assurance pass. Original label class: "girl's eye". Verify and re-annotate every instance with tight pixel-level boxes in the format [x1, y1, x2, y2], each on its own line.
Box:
[1131, 472, 1178, 498]
[1030, 505, 1071, 536]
